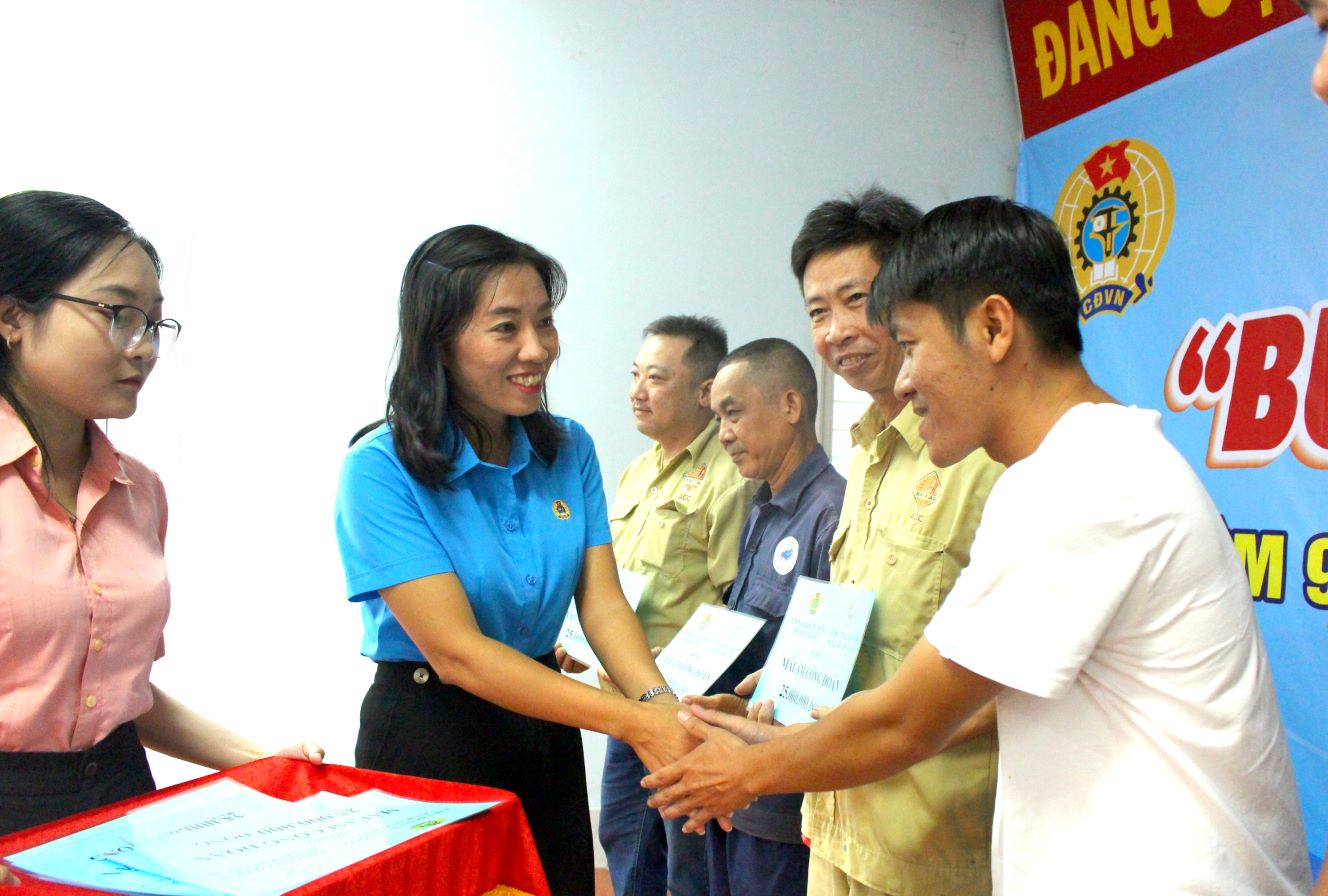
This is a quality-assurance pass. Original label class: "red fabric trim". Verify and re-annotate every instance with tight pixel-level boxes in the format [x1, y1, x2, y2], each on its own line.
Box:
[0, 757, 549, 896]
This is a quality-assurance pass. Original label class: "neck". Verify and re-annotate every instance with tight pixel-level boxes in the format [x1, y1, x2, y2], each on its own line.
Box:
[10, 382, 89, 483]
[868, 387, 907, 423]
[457, 405, 512, 466]
[657, 417, 711, 464]
[766, 434, 817, 496]
[990, 361, 1114, 465]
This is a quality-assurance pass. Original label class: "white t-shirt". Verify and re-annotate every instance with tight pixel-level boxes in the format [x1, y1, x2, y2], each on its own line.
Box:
[926, 404, 1310, 895]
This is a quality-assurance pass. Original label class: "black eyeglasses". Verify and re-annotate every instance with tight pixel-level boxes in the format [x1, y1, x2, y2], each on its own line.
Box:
[50, 294, 182, 357]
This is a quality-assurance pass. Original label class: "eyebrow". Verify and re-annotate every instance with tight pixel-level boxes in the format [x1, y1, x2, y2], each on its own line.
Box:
[483, 301, 554, 317]
[88, 284, 165, 306]
[716, 395, 738, 411]
[804, 277, 870, 304]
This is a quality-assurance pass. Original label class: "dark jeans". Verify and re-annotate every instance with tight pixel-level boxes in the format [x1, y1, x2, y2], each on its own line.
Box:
[706, 819, 810, 896]
[599, 735, 707, 896]
[0, 721, 156, 837]
[357, 657, 594, 896]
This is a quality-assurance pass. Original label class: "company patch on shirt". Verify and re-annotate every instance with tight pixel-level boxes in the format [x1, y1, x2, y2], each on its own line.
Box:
[552, 499, 571, 520]
[773, 536, 799, 575]
[911, 471, 941, 523]
[676, 463, 708, 504]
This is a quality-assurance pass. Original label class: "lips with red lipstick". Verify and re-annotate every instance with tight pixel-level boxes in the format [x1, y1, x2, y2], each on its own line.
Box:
[508, 372, 545, 395]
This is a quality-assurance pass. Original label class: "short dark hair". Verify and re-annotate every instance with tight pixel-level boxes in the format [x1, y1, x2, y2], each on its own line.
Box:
[871, 196, 1083, 360]
[790, 187, 922, 285]
[718, 338, 819, 424]
[381, 224, 567, 488]
[0, 191, 161, 471]
[642, 315, 727, 383]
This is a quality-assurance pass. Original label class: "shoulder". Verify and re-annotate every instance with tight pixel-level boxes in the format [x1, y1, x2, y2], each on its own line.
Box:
[116, 450, 168, 503]
[340, 422, 410, 484]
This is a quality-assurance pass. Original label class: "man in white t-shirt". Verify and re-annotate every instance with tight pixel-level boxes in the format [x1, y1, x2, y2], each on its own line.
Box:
[644, 196, 1312, 895]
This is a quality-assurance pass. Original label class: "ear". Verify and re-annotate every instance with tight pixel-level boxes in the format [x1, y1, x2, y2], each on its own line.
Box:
[974, 294, 1015, 364]
[0, 296, 26, 347]
[782, 387, 804, 425]
[697, 377, 714, 410]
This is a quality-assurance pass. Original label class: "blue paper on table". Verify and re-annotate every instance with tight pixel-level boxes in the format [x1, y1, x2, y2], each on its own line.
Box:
[5, 778, 498, 896]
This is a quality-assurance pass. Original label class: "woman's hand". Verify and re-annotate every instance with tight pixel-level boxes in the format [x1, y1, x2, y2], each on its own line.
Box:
[626, 699, 701, 773]
[271, 741, 326, 764]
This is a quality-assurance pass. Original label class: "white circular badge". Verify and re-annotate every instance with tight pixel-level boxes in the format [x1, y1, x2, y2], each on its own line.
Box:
[772, 536, 799, 576]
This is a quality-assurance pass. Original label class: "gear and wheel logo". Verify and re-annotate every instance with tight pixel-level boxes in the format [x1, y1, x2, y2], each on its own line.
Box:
[1076, 186, 1140, 269]
[1052, 139, 1174, 322]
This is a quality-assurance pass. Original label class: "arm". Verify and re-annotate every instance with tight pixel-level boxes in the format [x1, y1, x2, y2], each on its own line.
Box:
[643, 636, 1002, 827]
[381, 567, 693, 772]
[577, 544, 675, 702]
[136, 684, 323, 769]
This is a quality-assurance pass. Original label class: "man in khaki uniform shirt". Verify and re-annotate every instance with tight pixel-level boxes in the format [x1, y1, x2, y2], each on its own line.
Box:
[741, 190, 1003, 896]
[599, 315, 753, 896]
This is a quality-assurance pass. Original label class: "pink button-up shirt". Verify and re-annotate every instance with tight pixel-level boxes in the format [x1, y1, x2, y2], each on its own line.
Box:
[0, 400, 169, 752]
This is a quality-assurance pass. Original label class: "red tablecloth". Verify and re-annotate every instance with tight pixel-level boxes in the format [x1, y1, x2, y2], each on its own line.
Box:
[0, 758, 550, 896]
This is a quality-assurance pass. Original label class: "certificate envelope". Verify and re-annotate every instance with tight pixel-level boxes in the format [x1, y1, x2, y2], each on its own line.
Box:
[557, 567, 646, 668]
[750, 576, 874, 725]
[654, 604, 765, 697]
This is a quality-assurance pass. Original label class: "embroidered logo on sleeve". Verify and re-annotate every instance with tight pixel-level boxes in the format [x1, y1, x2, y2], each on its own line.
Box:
[773, 536, 799, 575]
[910, 471, 941, 524]
[676, 463, 708, 504]
[553, 499, 572, 520]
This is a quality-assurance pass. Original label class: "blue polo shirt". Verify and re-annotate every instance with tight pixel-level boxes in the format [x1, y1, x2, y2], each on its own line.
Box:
[335, 415, 612, 661]
[714, 444, 846, 844]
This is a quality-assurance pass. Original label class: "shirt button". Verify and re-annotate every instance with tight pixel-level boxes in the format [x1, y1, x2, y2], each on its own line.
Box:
[83, 761, 99, 779]
[649, 487, 658, 494]
[92, 639, 105, 652]
[887, 554, 897, 566]
[412, 667, 430, 685]
[864, 499, 875, 509]
[657, 521, 665, 529]
[520, 626, 530, 636]
[525, 575, 537, 586]
[85, 695, 98, 708]
[505, 520, 518, 532]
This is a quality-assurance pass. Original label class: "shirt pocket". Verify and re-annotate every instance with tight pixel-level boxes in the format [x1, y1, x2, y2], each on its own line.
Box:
[735, 564, 798, 621]
[869, 525, 950, 660]
[651, 500, 704, 581]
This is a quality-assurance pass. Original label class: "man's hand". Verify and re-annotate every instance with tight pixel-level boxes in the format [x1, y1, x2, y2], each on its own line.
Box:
[681, 666, 764, 717]
[641, 709, 756, 833]
[554, 643, 589, 674]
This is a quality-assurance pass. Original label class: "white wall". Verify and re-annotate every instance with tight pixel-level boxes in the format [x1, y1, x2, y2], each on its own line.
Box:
[2, 0, 1018, 822]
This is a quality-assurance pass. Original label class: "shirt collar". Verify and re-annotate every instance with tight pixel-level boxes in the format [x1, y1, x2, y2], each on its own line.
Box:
[760, 444, 832, 514]
[447, 416, 534, 481]
[850, 402, 926, 455]
[0, 399, 129, 484]
[654, 418, 719, 472]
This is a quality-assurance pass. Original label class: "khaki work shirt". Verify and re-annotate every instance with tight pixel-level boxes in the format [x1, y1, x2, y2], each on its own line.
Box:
[610, 420, 754, 648]
[802, 404, 1003, 896]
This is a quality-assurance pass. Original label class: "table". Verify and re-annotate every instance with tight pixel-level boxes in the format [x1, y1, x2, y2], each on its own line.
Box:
[0, 757, 549, 896]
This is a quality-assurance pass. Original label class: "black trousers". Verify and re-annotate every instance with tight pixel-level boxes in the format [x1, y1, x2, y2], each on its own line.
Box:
[0, 721, 156, 837]
[357, 656, 594, 896]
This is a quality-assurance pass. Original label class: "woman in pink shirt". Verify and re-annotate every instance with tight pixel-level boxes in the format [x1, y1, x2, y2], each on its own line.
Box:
[0, 190, 321, 838]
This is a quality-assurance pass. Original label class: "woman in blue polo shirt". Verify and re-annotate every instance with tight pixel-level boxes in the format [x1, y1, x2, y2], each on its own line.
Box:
[335, 224, 690, 896]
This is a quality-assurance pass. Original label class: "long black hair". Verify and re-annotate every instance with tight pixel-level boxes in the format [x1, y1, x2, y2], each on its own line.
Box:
[381, 224, 566, 488]
[0, 190, 162, 467]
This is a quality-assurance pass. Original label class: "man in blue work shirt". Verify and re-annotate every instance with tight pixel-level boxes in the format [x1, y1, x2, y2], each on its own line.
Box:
[703, 337, 847, 896]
